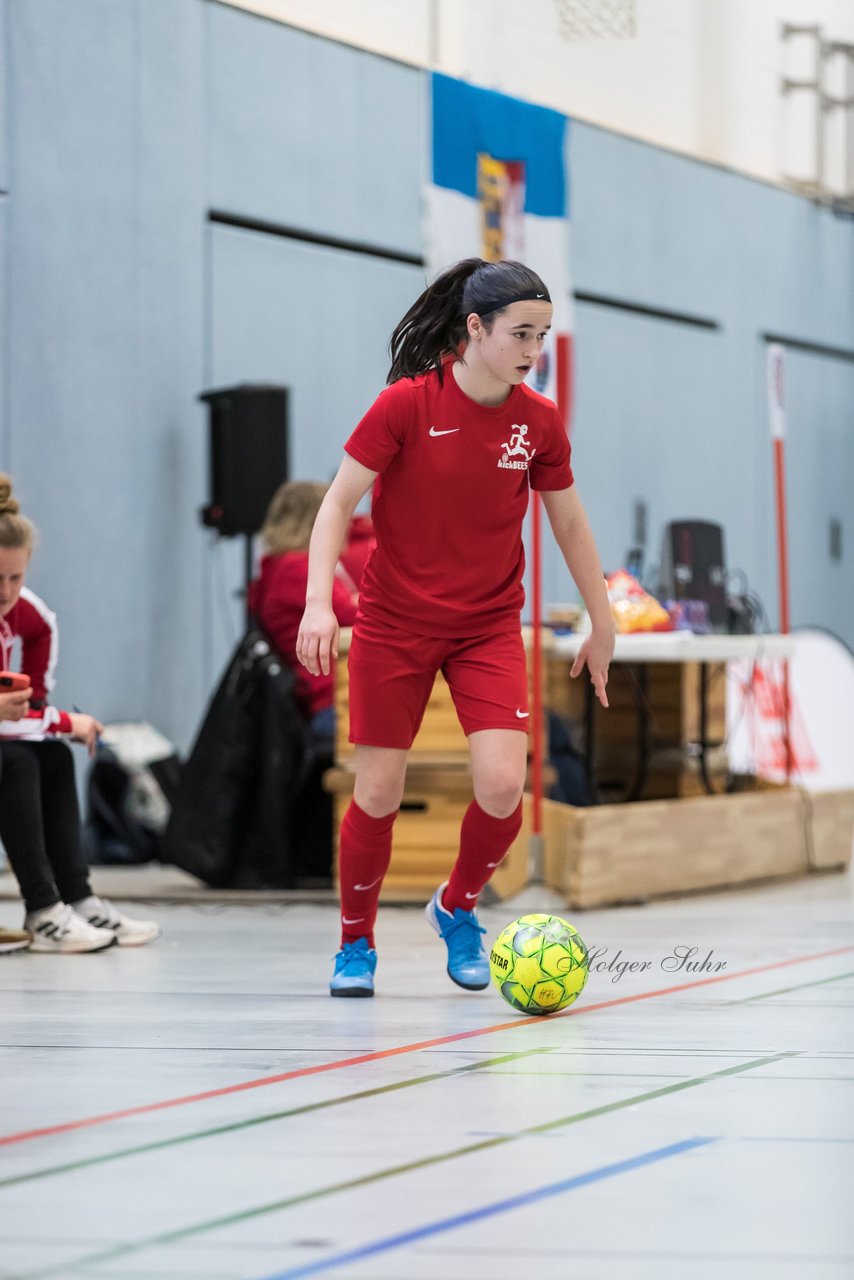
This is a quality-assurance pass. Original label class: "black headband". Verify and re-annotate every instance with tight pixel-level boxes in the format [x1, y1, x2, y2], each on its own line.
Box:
[472, 289, 551, 317]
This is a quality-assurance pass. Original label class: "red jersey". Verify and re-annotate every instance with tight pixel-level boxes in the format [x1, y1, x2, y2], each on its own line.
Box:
[345, 366, 573, 637]
[0, 587, 73, 740]
[248, 551, 358, 720]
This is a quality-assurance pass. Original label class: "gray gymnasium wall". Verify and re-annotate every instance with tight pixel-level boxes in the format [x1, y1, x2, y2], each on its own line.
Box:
[4, 0, 209, 751]
[566, 123, 854, 645]
[1, 0, 851, 758]
[0, 0, 8, 471]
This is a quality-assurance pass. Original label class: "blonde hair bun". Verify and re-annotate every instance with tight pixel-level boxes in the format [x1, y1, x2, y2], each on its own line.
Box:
[0, 474, 20, 515]
[0, 473, 35, 551]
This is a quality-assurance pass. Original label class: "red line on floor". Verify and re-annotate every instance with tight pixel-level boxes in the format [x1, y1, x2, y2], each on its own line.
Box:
[3, 942, 852, 1148]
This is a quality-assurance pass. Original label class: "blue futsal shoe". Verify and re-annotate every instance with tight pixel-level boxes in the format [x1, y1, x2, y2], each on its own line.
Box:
[330, 937, 377, 998]
[425, 881, 490, 991]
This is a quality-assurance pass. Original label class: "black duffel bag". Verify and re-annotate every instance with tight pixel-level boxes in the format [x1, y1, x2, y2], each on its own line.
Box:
[160, 630, 309, 888]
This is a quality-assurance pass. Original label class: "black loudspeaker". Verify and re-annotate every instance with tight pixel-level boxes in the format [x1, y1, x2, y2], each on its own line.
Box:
[660, 520, 727, 631]
[199, 384, 289, 536]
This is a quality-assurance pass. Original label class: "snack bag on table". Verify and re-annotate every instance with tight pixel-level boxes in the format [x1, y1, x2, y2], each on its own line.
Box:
[606, 570, 673, 633]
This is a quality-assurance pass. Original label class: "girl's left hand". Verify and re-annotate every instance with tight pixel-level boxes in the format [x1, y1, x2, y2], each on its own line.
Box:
[0, 688, 31, 721]
[69, 712, 104, 756]
[570, 626, 616, 708]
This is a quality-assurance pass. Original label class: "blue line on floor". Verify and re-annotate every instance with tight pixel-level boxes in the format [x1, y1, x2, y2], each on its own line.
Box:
[255, 1136, 717, 1280]
[738, 1136, 854, 1143]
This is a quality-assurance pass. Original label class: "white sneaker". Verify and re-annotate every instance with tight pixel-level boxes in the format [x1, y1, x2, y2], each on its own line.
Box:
[72, 896, 161, 947]
[25, 902, 117, 953]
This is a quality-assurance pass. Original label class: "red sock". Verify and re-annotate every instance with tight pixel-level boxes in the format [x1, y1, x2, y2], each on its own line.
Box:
[339, 799, 398, 947]
[443, 799, 523, 913]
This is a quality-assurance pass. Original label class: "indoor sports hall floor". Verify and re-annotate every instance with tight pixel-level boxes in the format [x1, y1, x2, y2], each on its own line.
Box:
[1, 871, 852, 1280]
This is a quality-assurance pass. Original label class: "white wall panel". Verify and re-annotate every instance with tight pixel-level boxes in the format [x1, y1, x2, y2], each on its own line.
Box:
[216, 0, 432, 66]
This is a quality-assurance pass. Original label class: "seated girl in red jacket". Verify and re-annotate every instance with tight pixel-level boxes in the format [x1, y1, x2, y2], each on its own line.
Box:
[0, 474, 160, 952]
[248, 482, 362, 743]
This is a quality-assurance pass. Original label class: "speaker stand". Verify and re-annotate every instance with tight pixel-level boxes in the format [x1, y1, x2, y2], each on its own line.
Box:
[243, 534, 254, 628]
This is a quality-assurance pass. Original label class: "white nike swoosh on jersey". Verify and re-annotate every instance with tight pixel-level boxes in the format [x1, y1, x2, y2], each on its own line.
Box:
[429, 426, 460, 437]
[515, 709, 530, 718]
[354, 876, 383, 891]
[341, 915, 365, 925]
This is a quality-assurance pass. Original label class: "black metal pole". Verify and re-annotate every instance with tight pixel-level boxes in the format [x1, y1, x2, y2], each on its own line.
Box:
[244, 533, 254, 628]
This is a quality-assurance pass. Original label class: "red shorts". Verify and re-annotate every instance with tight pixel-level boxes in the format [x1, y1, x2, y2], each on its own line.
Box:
[347, 616, 530, 749]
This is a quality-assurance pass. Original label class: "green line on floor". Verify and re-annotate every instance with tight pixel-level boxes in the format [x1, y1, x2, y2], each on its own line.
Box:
[18, 1049, 798, 1279]
[0, 1047, 553, 1191]
[726, 970, 854, 1004]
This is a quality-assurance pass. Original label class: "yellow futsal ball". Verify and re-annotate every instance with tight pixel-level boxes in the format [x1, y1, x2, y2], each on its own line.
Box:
[489, 913, 589, 1016]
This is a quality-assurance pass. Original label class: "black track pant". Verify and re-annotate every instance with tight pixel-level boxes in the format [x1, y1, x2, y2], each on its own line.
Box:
[0, 740, 92, 913]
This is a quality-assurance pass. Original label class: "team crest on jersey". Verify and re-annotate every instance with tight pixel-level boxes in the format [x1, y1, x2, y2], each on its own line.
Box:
[498, 424, 536, 470]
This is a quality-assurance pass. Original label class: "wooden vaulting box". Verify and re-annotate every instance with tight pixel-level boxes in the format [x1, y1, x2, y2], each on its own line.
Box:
[543, 646, 853, 904]
[540, 787, 854, 909]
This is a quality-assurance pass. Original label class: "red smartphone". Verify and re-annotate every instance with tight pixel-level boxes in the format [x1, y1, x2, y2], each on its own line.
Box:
[0, 672, 31, 692]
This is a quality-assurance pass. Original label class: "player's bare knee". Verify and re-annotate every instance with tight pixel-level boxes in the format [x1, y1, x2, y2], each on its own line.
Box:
[354, 780, 404, 817]
[474, 775, 524, 818]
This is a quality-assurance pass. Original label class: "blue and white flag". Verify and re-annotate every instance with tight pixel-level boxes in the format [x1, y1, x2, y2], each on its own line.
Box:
[427, 73, 573, 421]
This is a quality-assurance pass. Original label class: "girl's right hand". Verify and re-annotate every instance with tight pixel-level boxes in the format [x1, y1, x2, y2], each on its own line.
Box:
[69, 712, 104, 756]
[296, 603, 340, 677]
[0, 688, 31, 721]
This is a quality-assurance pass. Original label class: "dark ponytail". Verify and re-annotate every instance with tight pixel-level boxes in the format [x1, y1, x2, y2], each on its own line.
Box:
[387, 258, 550, 384]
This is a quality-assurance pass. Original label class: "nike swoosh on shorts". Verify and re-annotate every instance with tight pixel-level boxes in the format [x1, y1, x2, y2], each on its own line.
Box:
[515, 709, 530, 718]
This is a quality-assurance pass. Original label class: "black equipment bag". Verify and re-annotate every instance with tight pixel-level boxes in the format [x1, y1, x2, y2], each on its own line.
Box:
[160, 630, 309, 888]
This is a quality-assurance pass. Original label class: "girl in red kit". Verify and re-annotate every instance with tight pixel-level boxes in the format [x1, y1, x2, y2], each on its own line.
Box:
[297, 258, 614, 997]
[0, 474, 160, 952]
[249, 481, 359, 746]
